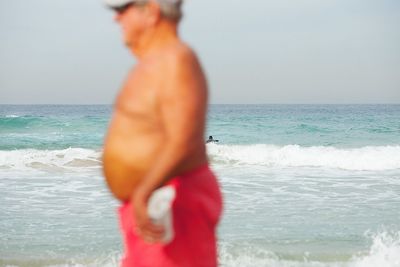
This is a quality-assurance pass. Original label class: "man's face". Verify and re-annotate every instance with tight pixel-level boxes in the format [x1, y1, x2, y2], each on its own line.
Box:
[114, 3, 148, 50]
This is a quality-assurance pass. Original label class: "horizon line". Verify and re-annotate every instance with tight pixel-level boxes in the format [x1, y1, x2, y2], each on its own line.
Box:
[1, 103, 399, 106]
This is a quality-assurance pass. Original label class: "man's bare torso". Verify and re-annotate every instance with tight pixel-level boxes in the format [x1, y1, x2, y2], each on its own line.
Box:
[103, 43, 208, 202]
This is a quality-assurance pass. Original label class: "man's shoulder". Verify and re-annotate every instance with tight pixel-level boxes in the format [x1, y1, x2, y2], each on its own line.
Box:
[163, 42, 198, 68]
[135, 42, 196, 75]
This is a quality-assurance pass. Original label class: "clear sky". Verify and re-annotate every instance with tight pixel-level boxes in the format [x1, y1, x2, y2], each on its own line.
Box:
[0, 0, 399, 104]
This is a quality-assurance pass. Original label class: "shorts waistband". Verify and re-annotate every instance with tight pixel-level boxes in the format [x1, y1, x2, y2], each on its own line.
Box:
[176, 163, 210, 178]
[120, 163, 211, 205]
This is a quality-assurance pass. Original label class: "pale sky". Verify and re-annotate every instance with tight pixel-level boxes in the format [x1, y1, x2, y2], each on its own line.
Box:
[0, 0, 399, 104]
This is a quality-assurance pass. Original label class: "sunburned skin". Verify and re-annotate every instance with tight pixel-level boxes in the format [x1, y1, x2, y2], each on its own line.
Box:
[102, 42, 208, 202]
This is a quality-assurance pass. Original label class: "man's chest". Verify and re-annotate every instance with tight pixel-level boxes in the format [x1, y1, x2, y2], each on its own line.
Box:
[116, 71, 161, 116]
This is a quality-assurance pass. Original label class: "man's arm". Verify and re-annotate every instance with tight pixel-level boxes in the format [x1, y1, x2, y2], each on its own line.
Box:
[132, 49, 207, 242]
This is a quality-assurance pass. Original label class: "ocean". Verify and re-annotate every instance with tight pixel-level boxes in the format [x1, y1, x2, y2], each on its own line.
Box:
[0, 104, 399, 267]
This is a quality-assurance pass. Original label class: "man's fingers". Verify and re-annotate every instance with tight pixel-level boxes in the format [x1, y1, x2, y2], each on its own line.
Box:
[147, 221, 165, 233]
[139, 230, 164, 243]
[135, 221, 166, 243]
[143, 235, 158, 244]
[142, 223, 165, 236]
[134, 218, 164, 234]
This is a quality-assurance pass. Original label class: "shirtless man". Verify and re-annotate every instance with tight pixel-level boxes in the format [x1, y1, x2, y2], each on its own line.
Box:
[102, 0, 222, 266]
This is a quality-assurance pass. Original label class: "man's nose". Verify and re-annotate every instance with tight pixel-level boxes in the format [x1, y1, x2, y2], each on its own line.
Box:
[114, 13, 121, 22]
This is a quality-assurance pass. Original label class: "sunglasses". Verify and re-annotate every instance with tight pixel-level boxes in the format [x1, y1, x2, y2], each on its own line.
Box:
[112, 1, 147, 15]
[112, 3, 134, 14]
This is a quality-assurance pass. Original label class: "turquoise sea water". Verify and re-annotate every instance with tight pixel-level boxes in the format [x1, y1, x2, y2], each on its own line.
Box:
[1, 104, 400, 267]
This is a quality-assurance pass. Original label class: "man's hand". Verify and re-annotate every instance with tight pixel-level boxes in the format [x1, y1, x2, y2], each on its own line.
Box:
[131, 186, 165, 243]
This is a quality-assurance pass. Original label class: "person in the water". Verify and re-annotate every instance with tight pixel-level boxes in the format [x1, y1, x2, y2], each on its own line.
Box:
[206, 136, 219, 143]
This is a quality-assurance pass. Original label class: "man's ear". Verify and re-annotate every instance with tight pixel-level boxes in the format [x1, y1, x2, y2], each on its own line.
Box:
[146, 1, 162, 26]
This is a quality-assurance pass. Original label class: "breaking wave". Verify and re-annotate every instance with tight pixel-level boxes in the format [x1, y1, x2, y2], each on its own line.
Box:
[0, 148, 102, 172]
[207, 143, 400, 171]
[2, 231, 400, 267]
[218, 230, 400, 267]
[1, 144, 400, 172]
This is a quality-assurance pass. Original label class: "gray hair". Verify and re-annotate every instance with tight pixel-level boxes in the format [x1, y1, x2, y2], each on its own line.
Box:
[159, 0, 183, 22]
[137, 0, 183, 22]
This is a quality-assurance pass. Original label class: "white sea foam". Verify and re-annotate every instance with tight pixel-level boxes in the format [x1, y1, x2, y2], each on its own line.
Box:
[3, 252, 121, 267]
[3, 232, 399, 267]
[351, 231, 400, 267]
[218, 231, 400, 267]
[0, 148, 102, 172]
[3, 114, 20, 118]
[207, 143, 400, 171]
[1, 144, 400, 172]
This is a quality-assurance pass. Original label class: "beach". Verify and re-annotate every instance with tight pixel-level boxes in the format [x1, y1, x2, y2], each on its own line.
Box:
[1, 104, 400, 267]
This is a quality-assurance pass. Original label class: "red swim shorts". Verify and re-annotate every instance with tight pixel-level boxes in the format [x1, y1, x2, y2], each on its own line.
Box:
[118, 164, 223, 267]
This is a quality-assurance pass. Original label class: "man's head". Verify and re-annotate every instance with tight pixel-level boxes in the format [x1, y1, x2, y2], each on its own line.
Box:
[105, 0, 182, 54]
[105, 0, 182, 22]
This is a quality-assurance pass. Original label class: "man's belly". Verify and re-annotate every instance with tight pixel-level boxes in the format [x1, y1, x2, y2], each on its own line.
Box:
[103, 132, 163, 202]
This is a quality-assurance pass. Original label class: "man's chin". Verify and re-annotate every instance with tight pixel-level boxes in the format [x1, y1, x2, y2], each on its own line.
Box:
[122, 35, 133, 47]
[124, 39, 131, 47]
